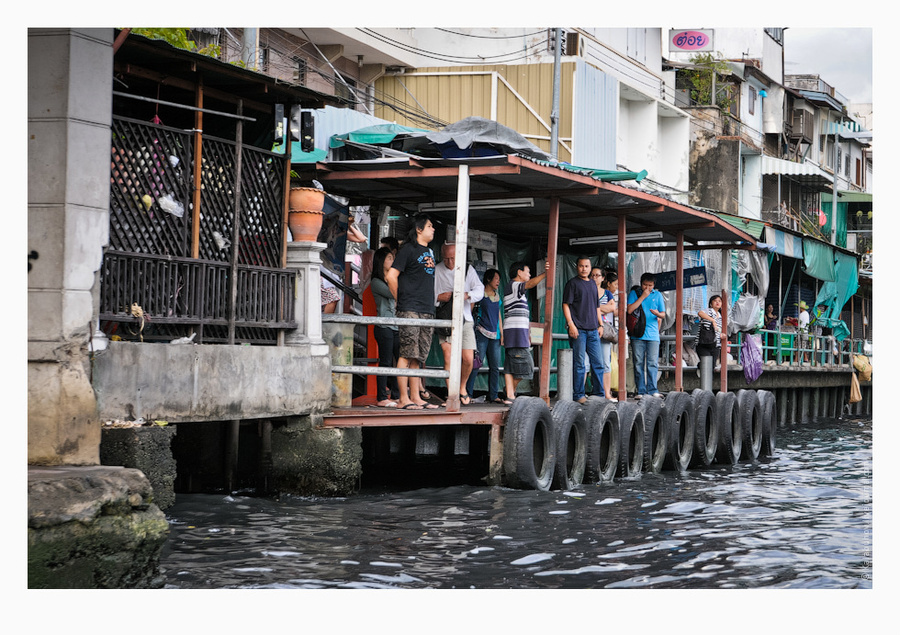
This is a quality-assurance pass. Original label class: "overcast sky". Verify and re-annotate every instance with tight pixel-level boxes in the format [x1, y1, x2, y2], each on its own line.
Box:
[782, 27, 873, 104]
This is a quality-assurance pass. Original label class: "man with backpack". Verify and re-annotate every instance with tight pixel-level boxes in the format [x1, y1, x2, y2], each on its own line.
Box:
[627, 272, 666, 398]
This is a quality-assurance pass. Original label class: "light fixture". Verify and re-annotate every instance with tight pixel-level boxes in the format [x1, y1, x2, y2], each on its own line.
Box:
[569, 231, 664, 245]
[418, 198, 534, 212]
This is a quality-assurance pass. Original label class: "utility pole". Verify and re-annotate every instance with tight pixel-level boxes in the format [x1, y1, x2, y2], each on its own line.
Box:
[549, 28, 562, 160]
[831, 115, 841, 245]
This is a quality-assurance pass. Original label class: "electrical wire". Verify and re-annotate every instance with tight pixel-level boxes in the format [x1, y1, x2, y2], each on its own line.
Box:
[357, 28, 551, 65]
[434, 27, 549, 39]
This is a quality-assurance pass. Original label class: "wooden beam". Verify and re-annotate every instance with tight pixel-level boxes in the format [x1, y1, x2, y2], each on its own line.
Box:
[674, 231, 684, 392]
[540, 197, 560, 404]
[617, 214, 627, 401]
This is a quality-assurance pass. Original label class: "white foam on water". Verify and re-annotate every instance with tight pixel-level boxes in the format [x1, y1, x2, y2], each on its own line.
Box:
[369, 561, 403, 568]
[511, 553, 555, 566]
[549, 510, 571, 515]
[597, 498, 621, 505]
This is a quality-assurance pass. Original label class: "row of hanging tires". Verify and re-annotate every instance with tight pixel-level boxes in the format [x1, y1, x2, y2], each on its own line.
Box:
[502, 389, 777, 491]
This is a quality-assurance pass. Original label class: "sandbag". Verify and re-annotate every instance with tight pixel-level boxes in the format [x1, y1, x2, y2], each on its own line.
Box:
[853, 354, 872, 382]
[850, 372, 862, 404]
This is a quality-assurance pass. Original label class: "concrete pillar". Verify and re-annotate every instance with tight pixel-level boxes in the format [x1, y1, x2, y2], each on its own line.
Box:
[285, 240, 329, 352]
[801, 389, 810, 424]
[557, 348, 573, 402]
[778, 389, 787, 428]
[788, 389, 797, 425]
[812, 388, 820, 419]
[822, 388, 830, 419]
[28, 29, 114, 465]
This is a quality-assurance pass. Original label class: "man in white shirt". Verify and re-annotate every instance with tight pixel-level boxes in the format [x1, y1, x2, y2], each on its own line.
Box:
[797, 300, 810, 364]
[434, 242, 484, 405]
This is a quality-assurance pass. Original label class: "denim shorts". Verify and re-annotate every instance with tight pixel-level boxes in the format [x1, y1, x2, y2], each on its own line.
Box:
[505, 347, 534, 379]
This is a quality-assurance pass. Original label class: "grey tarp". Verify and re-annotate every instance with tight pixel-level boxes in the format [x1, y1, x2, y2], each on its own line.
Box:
[425, 116, 552, 162]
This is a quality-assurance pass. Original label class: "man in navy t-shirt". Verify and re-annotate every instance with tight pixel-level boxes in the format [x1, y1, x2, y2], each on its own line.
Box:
[386, 215, 439, 410]
[562, 257, 606, 404]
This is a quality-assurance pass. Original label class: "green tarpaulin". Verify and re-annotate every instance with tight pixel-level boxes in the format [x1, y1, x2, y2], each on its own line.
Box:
[812, 250, 859, 341]
[802, 238, 836, 282]
[329, 123, 430, 148]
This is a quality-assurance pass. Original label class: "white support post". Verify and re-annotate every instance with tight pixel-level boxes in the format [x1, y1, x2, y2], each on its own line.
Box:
[445, 165, 470, 412]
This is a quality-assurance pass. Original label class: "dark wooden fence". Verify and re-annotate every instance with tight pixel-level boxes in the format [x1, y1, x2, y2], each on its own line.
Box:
[101, 116, 295, 344]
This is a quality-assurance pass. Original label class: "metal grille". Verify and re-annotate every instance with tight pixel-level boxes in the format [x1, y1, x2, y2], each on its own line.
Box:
[100, 250, 296, 342]
[102, 117, 295, 344]
[109, 117, 193, 256]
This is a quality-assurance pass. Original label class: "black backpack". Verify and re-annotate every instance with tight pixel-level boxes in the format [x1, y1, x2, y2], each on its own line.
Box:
[626, 285, 647, 338]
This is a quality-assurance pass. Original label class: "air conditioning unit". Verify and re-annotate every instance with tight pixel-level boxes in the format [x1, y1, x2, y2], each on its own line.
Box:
[566, 32, 585, 57]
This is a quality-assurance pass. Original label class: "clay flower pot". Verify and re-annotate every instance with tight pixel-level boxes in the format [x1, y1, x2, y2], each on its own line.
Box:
[288, 210, 324, 242]
[289, 187, 325, 212]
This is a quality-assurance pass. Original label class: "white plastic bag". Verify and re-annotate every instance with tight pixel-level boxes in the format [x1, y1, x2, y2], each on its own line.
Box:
[158, 193, 184, 218]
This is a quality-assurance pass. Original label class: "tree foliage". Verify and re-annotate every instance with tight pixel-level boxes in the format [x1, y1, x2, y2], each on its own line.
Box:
[129, 28, 220, 58]
[682, 52, 734, 111]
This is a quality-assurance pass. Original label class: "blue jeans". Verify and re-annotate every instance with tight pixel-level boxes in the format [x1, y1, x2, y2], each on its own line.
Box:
[466, 330, 502, 401]
[632, 338, 660, 395]
[570, 328, 605, 401]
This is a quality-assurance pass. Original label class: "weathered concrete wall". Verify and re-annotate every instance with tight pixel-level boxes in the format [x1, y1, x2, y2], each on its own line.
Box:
[28, 466, 169, 588]
[28, 28, 113, 465]
[689, 120, 741, 215]
[100, 426, 178, 510]
[92, 341, 331, 423]
[270, 415, 363, 496]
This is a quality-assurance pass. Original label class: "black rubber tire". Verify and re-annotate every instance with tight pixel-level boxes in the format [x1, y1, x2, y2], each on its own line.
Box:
[502, 397, 556, 490]
[616, 401, 644, 478]
[550, 400, 587, 490]
[690, 389, 718, 467]
[638, 395, 668, 473]
[737, 389, 762, 461]
[757, 389, 777, 457]
[584, 400, 620, 483]
[714, 391, 741, 465]
[662, 391, 694, 472]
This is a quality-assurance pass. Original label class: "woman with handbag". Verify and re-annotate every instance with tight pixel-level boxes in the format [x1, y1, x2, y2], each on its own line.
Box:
[466, 269, 506, 404]
[598, 269, 618, 400]
[697, 294, 724, 364]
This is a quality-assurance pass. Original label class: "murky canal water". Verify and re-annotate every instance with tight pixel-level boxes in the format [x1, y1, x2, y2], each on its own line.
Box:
[160, 416, 872, 590]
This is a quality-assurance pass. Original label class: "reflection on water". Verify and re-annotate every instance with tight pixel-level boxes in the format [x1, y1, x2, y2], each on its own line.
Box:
[160, 417, 872, 589]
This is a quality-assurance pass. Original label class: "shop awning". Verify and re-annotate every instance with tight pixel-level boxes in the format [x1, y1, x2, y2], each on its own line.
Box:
[764, 226, 804, 258]
[761, 156, 833, 191]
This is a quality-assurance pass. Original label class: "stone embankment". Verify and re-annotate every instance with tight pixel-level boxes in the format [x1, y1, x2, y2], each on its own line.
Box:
[28, 465, 169, 589]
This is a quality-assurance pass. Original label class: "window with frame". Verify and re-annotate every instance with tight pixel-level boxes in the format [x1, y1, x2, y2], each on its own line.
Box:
[749, 86, 757, 115]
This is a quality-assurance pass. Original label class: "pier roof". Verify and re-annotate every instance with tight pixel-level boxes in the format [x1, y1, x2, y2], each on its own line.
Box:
[302, 154, 758, 250]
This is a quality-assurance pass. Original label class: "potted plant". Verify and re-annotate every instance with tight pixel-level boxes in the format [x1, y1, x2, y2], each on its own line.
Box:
[288, 171, 325, 241]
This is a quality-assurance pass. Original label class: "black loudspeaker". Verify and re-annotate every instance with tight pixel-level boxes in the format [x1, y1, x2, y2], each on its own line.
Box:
[300, 111, 315, 152]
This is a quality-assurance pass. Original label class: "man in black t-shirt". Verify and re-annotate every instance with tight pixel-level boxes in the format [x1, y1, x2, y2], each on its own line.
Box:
[386, 215, 439, 410]
[562, 257, 606, 404]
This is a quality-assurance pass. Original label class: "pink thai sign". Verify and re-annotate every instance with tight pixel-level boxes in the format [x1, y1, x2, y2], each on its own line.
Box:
[669, 30, 714, 52]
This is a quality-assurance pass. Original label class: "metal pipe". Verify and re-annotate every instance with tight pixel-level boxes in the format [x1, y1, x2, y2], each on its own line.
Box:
[112, 91, 257, 121]
[331, 365, 450, 379]
[323, 314, 450, 328]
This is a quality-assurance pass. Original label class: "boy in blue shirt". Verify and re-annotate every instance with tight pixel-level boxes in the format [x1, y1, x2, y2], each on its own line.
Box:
[626, 272, 666, 398]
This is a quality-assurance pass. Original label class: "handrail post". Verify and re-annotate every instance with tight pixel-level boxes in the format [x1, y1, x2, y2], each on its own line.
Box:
[540, 197, 559, 404]
[445, 165, 470, 412]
